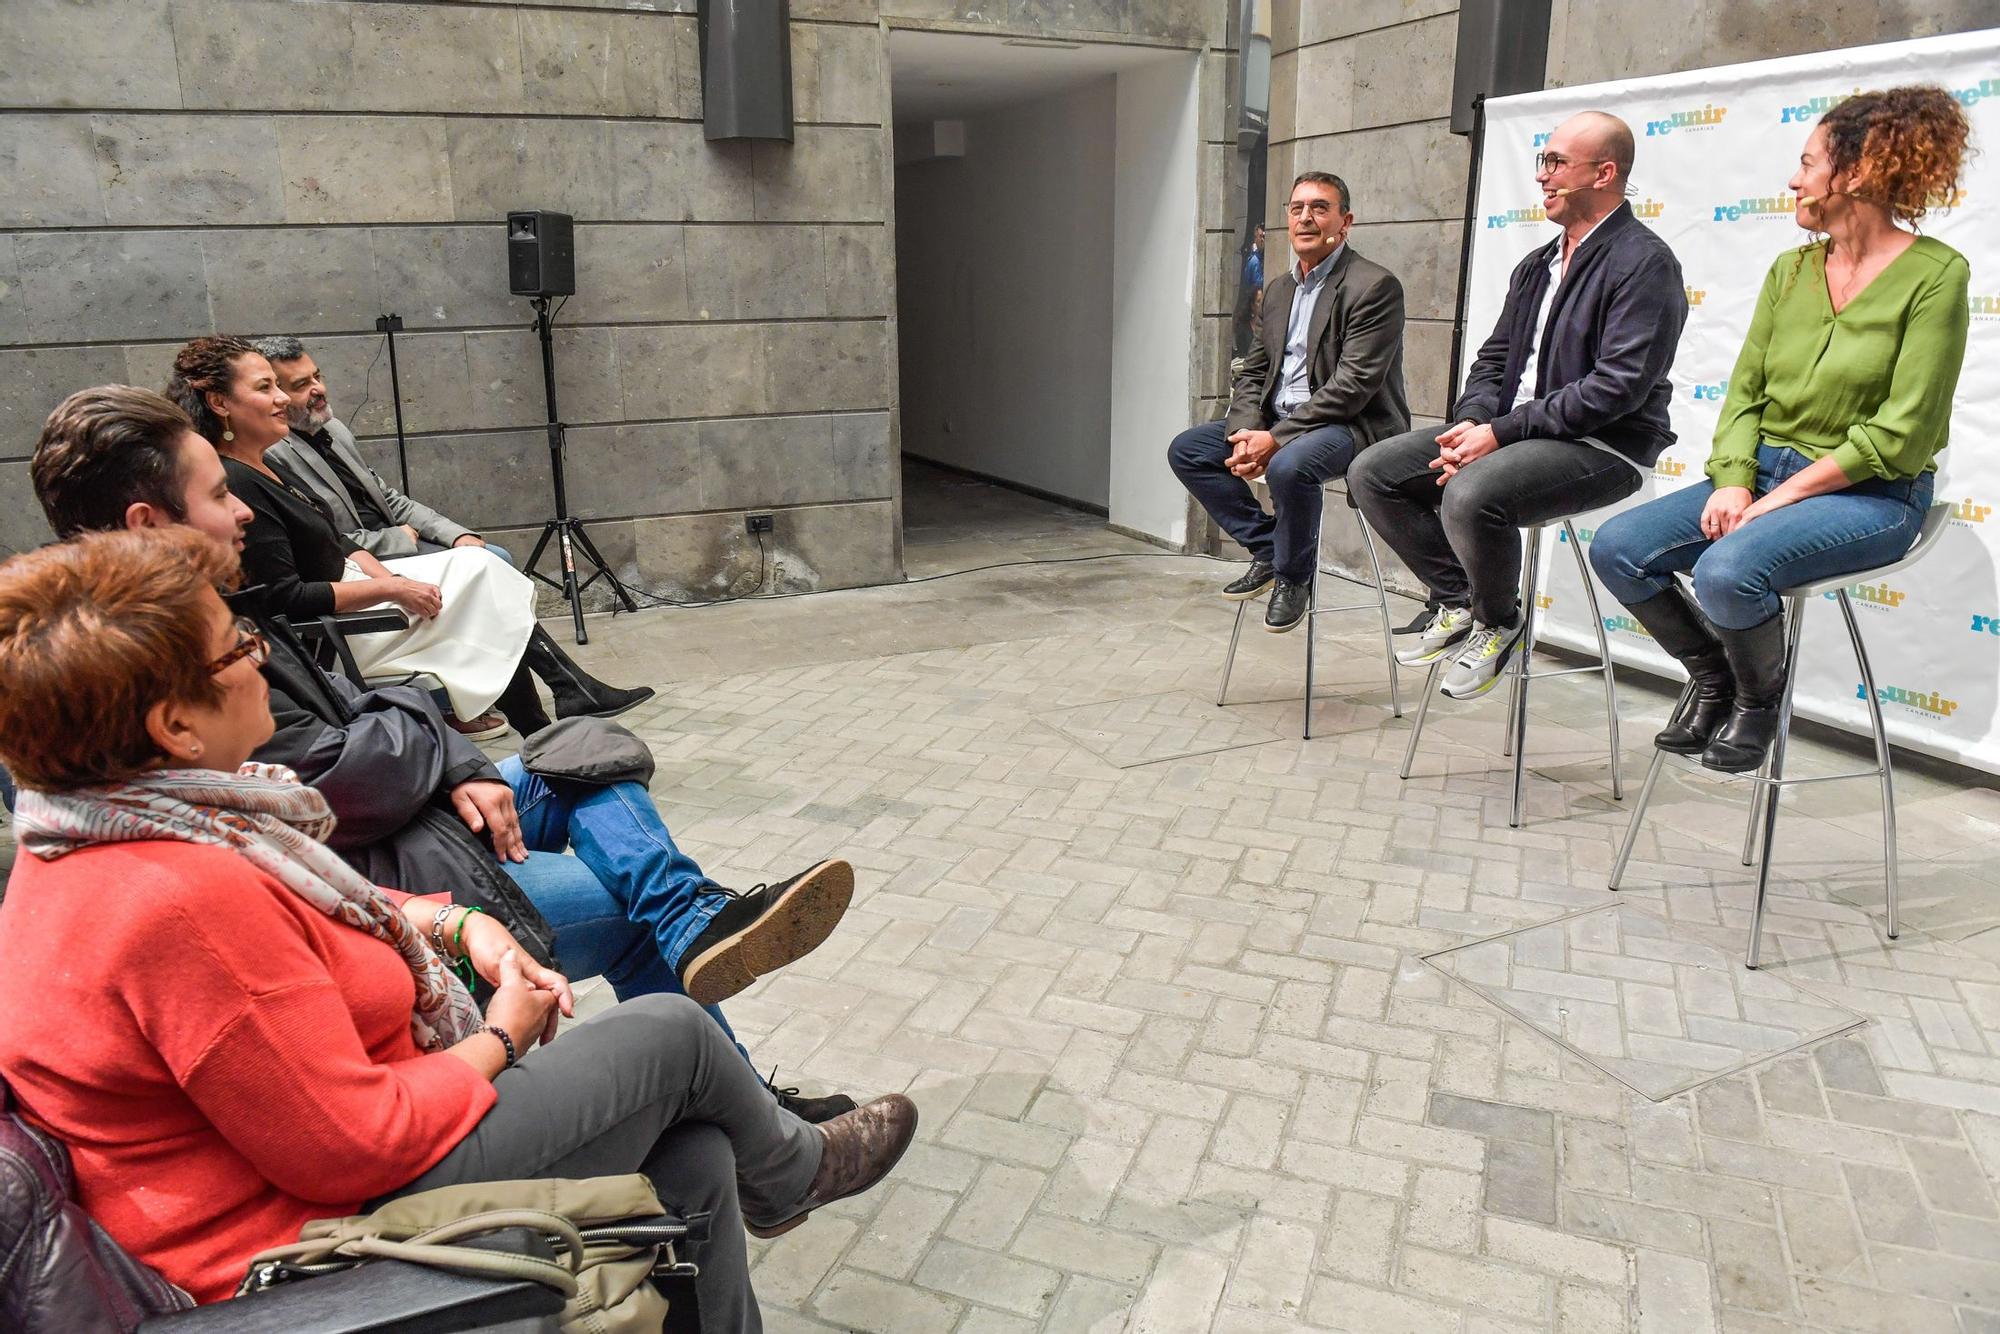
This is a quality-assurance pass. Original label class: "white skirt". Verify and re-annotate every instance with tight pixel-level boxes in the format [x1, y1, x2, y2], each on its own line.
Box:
[340, 548, 536, 719]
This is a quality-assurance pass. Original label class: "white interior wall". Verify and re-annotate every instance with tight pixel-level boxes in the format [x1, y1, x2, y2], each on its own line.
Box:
[1107, 54, 1200, 545]
[893, 80, 1116, 508]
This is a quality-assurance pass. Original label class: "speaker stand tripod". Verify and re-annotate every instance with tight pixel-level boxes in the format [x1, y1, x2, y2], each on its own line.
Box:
[521, 295, 638, 645]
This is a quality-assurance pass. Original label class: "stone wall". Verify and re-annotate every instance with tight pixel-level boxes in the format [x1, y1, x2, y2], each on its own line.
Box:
[1267, 0, 1994, 592]
[0, 0, 1230, 598]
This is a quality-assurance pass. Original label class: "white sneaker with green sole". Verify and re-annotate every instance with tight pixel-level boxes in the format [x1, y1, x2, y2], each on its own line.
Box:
[1395, 605, 1473, 665]
[1440, 621, 1523, 699]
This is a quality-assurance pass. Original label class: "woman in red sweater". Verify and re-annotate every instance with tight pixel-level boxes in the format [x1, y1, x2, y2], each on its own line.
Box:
[0, 528, 916, 1330]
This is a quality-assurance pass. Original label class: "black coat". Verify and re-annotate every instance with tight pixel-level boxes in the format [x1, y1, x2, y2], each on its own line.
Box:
[236, 596, 561, 970]
[1455, 202, 1688, 466]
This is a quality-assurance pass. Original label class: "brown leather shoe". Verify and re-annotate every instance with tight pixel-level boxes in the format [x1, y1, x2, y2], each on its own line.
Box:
[747, 1094, 918, 1239]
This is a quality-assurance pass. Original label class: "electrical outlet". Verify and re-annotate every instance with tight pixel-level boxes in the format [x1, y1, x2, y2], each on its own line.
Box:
[745, 512, 774, 535]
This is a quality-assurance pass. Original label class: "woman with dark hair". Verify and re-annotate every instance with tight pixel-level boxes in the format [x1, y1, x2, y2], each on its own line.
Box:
[166, 336, 645, 737]
[1589, 85, 1971, 772]
[0, 528, 916, 1327]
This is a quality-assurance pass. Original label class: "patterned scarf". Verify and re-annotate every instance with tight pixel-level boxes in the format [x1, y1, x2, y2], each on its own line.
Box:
[13, 764, 482, 1052]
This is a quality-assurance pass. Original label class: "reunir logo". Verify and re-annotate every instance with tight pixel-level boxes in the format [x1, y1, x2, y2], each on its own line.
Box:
[1859, 683, 1958, 717]
[1969, 293, 2000, 321]
[1688, 378, 1729, 402]
[1825, 581, 1905, 609]
[1486, 204, 1548, 229]
[1779, 90, 1863, 123]
[1713, 195, 1805, 221]
[1646, 104, 1726, 136]
[1684, 286, 1706, 307]
[1603, 613, 1653, 638]
[1556, 525, 1595, 545]
[1633, 197, 1665, 220]
[1949, 497, 1993, 525]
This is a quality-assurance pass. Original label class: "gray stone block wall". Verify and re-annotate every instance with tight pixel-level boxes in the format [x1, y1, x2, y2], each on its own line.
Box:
[1264, 0, 1995, 595]
[2, 0, 1233, 594]
[0, 0, 907, 600]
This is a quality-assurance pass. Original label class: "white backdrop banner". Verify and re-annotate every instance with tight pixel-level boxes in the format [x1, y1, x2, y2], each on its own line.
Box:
[1466, 31, 2000, 773]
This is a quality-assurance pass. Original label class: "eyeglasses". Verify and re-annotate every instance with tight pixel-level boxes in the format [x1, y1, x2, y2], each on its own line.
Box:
[1285, 199, 1341, 219]
[1533, 151, 1609, 174]
[206, 616, 269, 675]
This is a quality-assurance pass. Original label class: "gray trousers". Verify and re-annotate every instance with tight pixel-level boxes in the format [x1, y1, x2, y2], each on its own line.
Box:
[376, 994, 822, 1334]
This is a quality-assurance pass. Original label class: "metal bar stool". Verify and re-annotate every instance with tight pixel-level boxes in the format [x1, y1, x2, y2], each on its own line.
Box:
[1609, 501, 1952, 968]
[1216, 478, 1404, 739]
[1399, 519, 1624, 827]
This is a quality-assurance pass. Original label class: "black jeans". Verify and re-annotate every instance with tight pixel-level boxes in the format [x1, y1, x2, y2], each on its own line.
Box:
[1167, 419, 1360, 584]
[1348, 427, 1643, 626]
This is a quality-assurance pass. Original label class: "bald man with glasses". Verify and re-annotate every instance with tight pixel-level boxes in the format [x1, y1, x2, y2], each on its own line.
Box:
[1349, 111, 1688, 701]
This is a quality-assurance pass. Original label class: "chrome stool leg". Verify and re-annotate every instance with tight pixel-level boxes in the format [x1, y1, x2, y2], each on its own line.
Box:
[1567, 519, 1623, 801]
[1841, 589, 1899, 939]
[1304, 538, 1320, 740]
[1508, 528, 1544, 828]
[1356, 509, 1403, 719]
[1400, 660, 1444, 779]
[1746, 597, 1807, 970]
[1217, 599, 1250, 707]
[1610, 687, 1686, 889]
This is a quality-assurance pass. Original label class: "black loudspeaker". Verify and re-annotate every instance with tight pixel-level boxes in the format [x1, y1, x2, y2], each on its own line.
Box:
[1449, 0, 1554, 136]
[507, 211, 575, 298]
[697, 0, 794, 142]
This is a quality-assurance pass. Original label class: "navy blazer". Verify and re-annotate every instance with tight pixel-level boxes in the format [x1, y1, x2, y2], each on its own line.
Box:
[1454, 202, 1688, 466]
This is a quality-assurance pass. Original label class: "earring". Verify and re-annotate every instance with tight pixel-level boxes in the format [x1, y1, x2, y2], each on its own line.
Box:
[220, 419, 235, 443]
[189, 743, 203, 756]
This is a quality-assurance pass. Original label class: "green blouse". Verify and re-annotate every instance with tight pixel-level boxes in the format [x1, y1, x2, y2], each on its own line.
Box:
[1708, 235, 1970, 489]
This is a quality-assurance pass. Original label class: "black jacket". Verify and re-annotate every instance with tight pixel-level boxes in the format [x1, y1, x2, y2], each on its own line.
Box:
[1455, 202, 1688, 465]
[235, 594, 560, 970]
[223, 457, 353, 620]
[1227, 245, 1411, 449]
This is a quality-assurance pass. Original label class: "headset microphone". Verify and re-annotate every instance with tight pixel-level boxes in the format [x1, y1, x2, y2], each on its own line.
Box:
[1549, 187, 1578, 197]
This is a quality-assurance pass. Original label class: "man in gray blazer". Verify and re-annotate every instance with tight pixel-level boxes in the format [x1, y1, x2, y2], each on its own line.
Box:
[258, 335, 505, 565]
[257, 334, 654, 726]
[1168, 172, 1410, 633]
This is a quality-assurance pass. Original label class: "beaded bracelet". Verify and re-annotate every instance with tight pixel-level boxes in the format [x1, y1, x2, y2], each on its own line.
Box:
[483, 1023, 518, 1069]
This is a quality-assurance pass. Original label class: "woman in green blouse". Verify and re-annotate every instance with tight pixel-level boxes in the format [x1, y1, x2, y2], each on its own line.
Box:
[1590, 85, 1971, 773]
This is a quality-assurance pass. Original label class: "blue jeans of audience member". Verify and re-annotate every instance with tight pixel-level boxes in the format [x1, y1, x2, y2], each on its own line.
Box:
[1167, 419, 1360, 585]
[0, 762, 12, 813]
[1589, 444, 1935, 630]
[494, 755, 740, 1052]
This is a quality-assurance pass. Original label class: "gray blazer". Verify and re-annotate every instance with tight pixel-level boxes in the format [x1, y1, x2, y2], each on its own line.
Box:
[1225, 244, 1410, 449]
[267, 418, 474, 558]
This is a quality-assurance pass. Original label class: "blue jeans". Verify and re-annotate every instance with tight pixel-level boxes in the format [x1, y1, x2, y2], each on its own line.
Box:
[1167, 418, 1360, 584]
[1589, 444, 1935, 630]
[494, 755, 740, 1051]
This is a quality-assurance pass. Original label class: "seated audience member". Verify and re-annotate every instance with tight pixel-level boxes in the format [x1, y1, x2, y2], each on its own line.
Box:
[164, 336, 623, 738]
[1589, 86, 1971, 772]
[1349, 111, 1687, 700]
[257, 333, 652, 723]
[31, 385, 859, 1122]
[0, 528, 917, 1323]
[1170, 171, 1410, 633]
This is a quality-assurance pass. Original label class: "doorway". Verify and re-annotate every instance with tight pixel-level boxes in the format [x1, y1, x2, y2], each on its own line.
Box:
[888, 30, 1201, 571]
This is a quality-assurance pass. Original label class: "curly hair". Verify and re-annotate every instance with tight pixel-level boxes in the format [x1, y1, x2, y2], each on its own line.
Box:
[1820, 85, 1971, 224]
[0, 528, 237, 790]
[165, 335, 259, 446]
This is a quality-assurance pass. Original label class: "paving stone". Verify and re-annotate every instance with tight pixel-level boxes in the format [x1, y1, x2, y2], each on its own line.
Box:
[1429, 1091, 1556, 1144]
[912, 1240, 1062, 1319]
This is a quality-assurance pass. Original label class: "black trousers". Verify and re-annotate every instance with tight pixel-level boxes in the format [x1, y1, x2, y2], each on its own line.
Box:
[1348, 426, 1642, 626]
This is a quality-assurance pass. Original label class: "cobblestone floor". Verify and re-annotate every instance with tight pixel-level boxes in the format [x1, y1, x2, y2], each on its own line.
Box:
[539, 479, 2000, 1334]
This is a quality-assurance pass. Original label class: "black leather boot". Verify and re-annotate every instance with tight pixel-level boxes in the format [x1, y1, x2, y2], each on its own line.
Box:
[1623, 589, 1734, 754]
[492, 663, 552, 738]
[524, 626, 656, 720]
[1702, 615, 1789, 773]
